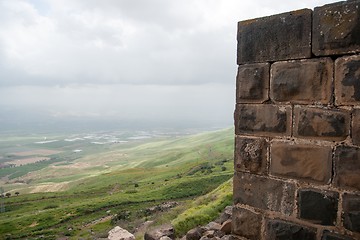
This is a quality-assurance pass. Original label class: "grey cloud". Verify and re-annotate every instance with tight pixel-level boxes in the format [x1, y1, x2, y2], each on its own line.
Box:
[0, 0, 340, 130]
[0, 0, 339, 87]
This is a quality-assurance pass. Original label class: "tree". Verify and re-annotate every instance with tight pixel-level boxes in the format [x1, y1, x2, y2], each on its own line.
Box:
[15, 192, 19, 196]
[5, 193, 11, 198]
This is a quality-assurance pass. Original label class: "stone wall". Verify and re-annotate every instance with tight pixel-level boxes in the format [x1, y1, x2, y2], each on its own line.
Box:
[233, 1, 360, 239]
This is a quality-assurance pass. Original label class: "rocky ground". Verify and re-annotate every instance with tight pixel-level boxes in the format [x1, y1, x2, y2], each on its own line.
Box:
[106, 205, 239, 240]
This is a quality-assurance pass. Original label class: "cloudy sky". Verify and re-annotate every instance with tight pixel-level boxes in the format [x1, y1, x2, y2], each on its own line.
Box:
[0, 0, 338, 132]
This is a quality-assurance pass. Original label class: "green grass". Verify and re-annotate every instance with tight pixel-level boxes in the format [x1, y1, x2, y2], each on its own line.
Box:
[172, 178, 233, 236]
[0, 128, 234, 239]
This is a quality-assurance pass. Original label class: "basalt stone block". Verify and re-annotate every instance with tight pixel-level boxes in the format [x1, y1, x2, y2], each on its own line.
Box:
[334, 146, 360, 191]
[294, 106, 350, 141]
[353, 109, 360, 145]
[270, 141, 332, 183]
[313, 1, 360, 56]
[232, 207, 262, 240]
[270, 58, 333, 104]
[237, 9, 312, 64]
[298, 189, 339, 226]
[233, 172, 295, 215]
[342, 193, 360, 233]
[322, 231, 354, 240]
[236, 63, 269, 103]
[234, 136, 268, 174]
[335, 54, 360, 105]
[265, 219, 316, 240]
[234, 104, 292, 137]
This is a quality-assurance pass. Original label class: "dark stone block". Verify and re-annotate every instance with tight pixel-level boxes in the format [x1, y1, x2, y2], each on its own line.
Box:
[270, 141, 332, 183]
[335, 54, 360, 106]
[298, 189, 339, 226]
[237, 9, 312, 64]
[265, 219, 316, 240]
[342, 193, 360, 233]
[236, 63, 269, 103]
[234, 136, 267, 174]
[313, 1, 360, 56]
[232, 207, 262, 240]
[235, 104, 292, 137]
[233, 172, 295, 215]
[294, 106, 350, 141]
[353, 109, 360, 146]
[270, 58, 333, 104]
[322, 230, 354, 240]
[334, 146, 360, 191]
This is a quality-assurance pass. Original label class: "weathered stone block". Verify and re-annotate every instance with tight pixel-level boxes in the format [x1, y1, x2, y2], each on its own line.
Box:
[237, 9, 312, 64]
[342, 193, 360, 233]
[294, 106, 350, 141]
[353, 109, 360, 146]
[265, 219, 316, 240]
[334, 146, 360, 191]
[270, 141, 332, 183]
[233, 172, 295, 215]
[321, 230, 354, 240]
[232, 207, 262, 240]
[270, 58, 333, 104]
[335, 54, 360, 105]
[313, 1, 360, 56]
[236, 63, 269, 103]
[234, 104, 292, 137]
[234, 136, 267, 174]
[298, 189, 339, 226]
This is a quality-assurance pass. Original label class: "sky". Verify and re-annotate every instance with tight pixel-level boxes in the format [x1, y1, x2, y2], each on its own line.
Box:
[0, 0, 339, 132]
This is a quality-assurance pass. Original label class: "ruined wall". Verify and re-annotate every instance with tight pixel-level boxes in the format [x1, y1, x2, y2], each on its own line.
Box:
[233, 1, 360, 239]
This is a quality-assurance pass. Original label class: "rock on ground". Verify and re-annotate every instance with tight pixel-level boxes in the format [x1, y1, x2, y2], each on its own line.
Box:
[144, 224, 175, 240]
[108, 226, 135, 240]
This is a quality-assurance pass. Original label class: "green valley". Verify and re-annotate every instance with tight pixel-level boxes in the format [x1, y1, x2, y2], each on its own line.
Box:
[0, 128, 234, 239]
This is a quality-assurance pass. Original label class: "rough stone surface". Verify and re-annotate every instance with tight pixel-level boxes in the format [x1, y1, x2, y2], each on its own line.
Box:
[159, 237, 172, 240]
[204, 222, 222, 231]
[235, 136, 268, 174]
[186, 228, 203, 240]
[237, 9, 312, 64]
[217, 206, 233, 224]
[270, 141, 332, 183]
[144, 225, 174, 240]
[334, 146, 360, 191]
[233, 172, 295, 215]
[335, 54, 360, 105]
[232, 207, 261, 240]
[235, 104, 292, 137]
[298, 189, 339, 226]
[313, 1, 360, 56]
[236, 63, 269, 103]
[353, 109, 360, 146]
[108, 226, 135, 240]
[294, 106, 350, 141]
[220, 220, 232, 235]
[233, 2, 360, 239]
[270, 58, 333, 104]
[265, 219, 316, 240]
[322, 230, 355, 240]
[342, 193, 360, 233]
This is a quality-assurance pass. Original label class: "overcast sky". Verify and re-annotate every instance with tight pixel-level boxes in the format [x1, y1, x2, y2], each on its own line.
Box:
[0, 0, 339, 131]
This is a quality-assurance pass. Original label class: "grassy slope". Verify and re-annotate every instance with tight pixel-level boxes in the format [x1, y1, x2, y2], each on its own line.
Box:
[0, 128, 234, 239]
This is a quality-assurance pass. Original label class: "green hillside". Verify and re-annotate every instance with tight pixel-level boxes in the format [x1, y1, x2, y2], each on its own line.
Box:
[0, 128, 234, 239]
